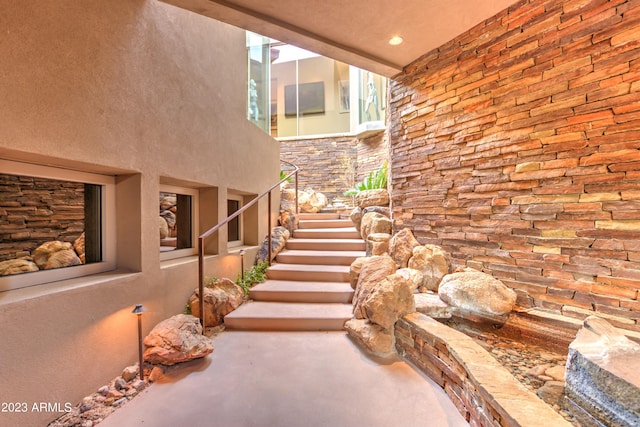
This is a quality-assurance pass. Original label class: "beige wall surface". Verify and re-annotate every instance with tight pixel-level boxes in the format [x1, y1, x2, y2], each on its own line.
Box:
[0, 1, 278, 425]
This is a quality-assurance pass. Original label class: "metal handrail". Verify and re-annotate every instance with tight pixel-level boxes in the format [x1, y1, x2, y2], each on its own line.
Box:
[196, 160, 299, 327]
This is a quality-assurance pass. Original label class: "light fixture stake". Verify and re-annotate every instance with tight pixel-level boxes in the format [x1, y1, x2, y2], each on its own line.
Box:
[131, 304, 146, 381]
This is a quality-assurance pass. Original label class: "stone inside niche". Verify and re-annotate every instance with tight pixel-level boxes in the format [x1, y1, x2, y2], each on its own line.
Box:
[565, 316, 640, 427]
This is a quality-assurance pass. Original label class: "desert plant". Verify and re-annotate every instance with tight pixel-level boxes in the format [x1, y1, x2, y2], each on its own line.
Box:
[343, 160, 388, 196]
[204, 276, 219, 288]
[236, 261, 269, 295]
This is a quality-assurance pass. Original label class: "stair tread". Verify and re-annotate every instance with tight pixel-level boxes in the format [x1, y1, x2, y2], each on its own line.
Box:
[277, 249, 366, 257]
[268, 263, 351, 273]
[225, 301, 353, 319]
[252, 280, 354, 292]
[288, 238, 364, 244]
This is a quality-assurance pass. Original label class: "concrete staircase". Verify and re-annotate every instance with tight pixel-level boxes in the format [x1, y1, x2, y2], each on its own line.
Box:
[224, 212, 365, 331]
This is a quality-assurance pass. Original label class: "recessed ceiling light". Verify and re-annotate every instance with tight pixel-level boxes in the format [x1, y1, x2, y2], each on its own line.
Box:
[388, 36, 404, 46]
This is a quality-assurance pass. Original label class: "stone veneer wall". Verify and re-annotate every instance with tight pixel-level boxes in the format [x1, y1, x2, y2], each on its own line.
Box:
[389, 0, 640, 329]
[279, 132, 390, 204]
[0, 174, 84, 262]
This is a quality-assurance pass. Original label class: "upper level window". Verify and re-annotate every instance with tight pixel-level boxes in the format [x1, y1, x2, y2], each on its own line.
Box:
[159, 185, 198, 261]
[246, 32, 387, 139]
[0, 160, 115, 292]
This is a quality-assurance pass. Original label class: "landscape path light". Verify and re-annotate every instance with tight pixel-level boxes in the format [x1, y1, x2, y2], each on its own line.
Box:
[131, 304, 146, 381]
[239, 249, 246, 282]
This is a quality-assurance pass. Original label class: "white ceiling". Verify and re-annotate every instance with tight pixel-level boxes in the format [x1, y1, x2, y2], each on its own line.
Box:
[161, 0, 517, 77]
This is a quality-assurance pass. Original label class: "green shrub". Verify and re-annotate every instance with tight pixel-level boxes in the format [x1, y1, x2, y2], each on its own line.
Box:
[236, 261, 269, 295]
[343, 160, 388, 196]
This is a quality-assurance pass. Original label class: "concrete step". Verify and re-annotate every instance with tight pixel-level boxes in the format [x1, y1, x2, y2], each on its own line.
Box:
[299, 213, 340, 220]
[250, 280, 354, 303]
[276, 249, 365, 265]
[224, 301, 352, 331]
[286, 238, 366, 251]
[293, 228, 361, 239]
[298, 219, 354, 229]
[266, 263, 351, 282]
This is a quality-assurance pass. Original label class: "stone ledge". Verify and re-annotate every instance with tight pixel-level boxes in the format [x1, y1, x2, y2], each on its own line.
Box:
[395, 312, 572, 427]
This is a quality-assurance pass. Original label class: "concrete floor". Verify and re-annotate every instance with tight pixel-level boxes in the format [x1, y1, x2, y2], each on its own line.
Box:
[99, 331, 469, 427]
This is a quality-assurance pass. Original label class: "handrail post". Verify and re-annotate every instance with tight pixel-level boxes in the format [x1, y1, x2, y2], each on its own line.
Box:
[198, 237, 205, 330]
[295, 170, 299, 215]
[268, 191, 272, 266]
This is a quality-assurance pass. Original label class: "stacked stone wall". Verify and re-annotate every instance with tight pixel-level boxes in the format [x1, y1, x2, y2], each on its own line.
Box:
[281, 134, 390, 204]
[356, 131, 389, 183]
[0, 174, 84, 262]
[389, 0, 640, 329]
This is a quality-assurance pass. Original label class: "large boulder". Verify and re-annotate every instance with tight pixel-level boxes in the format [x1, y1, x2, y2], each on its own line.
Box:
[279, 210, 299, 234]
[362, 273, 415, 330]
[159, 216, 169, 239]
[352, 255, 397, 319]
[408, 244, 451, 292]
[73, 232, 86, 264]
[366, 233, 391, 256]
[298, 188, 328, 213]
[0, 259, 39, 276]
[438, 270, 516, 317]
[349, 207, 363, 231]
[565, 316, 640, 427]
[355, 189, 389, 209]
[143, 314, 214, 366]
[345, 319, 395, 357]
[256, 226, 290, 263]
[395, 268, 424, 293]
[32, 241, 82, 270]
[360, 212, 392, 241]
[189, 278, 245, 326]
[389, 228, 421, 269]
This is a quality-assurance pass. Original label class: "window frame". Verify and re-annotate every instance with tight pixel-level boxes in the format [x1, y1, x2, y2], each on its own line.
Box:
[159, 184, 199, 262]
[227, 193, 244, 248]
[0, 160, 116, 292]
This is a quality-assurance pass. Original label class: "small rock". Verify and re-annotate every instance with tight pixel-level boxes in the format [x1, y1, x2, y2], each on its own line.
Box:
[122, 365, 139, 382]
[131, 378, 146, 391]
[149, 366, 165, 382]
[112, 397, 128, 407]
[97, 385, 109, 396]
[79, 403, 93, 414]
[545, 365, 566, 382]
[114, 377, 127, 390]
[107, 389, 124, 399]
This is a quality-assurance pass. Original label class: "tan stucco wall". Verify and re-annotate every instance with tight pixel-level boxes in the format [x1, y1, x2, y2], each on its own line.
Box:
[0, 1, 279, 425]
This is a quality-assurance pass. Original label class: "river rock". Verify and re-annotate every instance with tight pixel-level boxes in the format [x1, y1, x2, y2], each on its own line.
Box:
[408, 244, 450, 292]
[189, 278, 244, 326]
[143, 314, 213, 365]
[389, 228, 421, 268]
[360, 212, 391, 241]
[355, 189, 389, 208]
[0, 259, 39, 276]
[438, 269, 516, 317]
